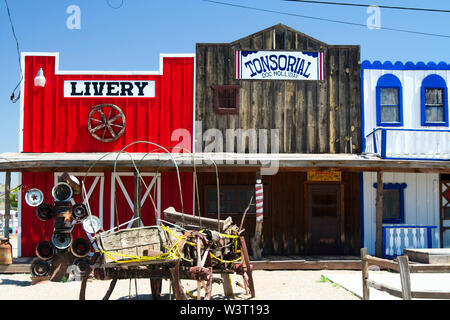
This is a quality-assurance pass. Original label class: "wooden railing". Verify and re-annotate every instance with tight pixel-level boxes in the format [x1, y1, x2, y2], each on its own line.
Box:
[361, 248, 450, 300]
[383, 225, 437, 259]
[365, 128, 450, 160]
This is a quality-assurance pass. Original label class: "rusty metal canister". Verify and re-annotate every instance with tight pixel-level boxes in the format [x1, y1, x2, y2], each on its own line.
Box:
[0, 238, 13, 265]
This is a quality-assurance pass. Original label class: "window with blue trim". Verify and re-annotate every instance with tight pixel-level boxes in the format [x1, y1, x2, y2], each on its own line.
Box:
[373, 183, 407, 224]
[421, 74, 448, 126]
[376, 74, 403, 126]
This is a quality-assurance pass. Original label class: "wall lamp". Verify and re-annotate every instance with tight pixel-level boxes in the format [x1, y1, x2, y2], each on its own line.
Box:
[34, 68, 46, 87]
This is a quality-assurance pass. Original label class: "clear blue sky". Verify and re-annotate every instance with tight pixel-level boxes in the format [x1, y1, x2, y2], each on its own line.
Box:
[1, 0, 449, 186]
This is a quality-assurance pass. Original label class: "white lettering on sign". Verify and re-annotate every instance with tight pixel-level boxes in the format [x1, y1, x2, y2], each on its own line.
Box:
[63, 80, 156, 98]
[235, 51, 324, 81]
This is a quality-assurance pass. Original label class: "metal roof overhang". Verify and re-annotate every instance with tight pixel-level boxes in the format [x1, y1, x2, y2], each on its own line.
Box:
[1, 152, 450, 173]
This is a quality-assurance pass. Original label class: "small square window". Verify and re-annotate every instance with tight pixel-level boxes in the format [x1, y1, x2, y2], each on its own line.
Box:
[421, 74, 448, 126]
[380, 88, 400, 123]
[205, 185, 256, 216]
[425, 88, 445, 123]
[373, 183, 406, 224]
[376, 74, 403, 127]
[211, 85, 240, 114]
[383, 189, 401, 221]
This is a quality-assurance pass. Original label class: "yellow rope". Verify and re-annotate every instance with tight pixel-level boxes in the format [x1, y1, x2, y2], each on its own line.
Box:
[98, 225, 242, 265]
[97, 240, 181, 264]
[209, 252, 241, 264]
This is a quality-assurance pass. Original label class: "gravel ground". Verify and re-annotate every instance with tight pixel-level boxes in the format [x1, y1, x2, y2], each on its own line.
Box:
[0, 270, 360, 300]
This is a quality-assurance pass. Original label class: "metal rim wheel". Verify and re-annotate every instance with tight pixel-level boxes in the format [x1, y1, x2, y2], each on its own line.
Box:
[172, 231, 214, 300]
[88, 104, 126, 142]
[36, 203, 54, 221]
[35, 241, 56, 261]
[30, 259, 51, 277]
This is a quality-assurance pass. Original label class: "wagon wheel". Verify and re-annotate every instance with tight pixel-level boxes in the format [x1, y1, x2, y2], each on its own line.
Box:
[238, 236, 255, 298]
[171, 231, 214, 300]
[88, 104, 126, 142]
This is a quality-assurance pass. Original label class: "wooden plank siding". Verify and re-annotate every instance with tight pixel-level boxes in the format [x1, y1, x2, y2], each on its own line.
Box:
[196, 171, 361, 256]
[195, 24, 361, 154]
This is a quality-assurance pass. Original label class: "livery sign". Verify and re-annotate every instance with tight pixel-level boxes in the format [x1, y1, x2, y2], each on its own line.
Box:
[63, 80, 156, 98]
[235, 50, 324, 81]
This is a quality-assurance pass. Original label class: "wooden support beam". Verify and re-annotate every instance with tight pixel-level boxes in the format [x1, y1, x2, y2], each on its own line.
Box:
[366, 280, 403, 298]
[375, 171, 384, 257]
[398, 255, 412, 300]
[361, 248, 369, 300]
[365, 255, 399, 272]
[3, 172, 10, 239]
[133, 171, 141, 228]
[163, 207, 232, 231]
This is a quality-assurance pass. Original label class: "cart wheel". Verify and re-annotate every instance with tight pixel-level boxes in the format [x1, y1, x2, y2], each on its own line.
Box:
[173, 231, 214, 300]
[88, 103, 126, 142]
[239, 236, 255, 298]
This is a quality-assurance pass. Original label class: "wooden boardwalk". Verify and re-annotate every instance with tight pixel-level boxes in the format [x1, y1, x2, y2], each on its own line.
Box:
[251, 256, 361, 270]
[0, 256, 362, 274]
[0, 257, 33, 274]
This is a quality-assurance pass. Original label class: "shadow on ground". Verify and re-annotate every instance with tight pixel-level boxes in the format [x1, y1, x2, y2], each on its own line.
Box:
[0, 279, 31, 287]
[116, 291, 248, 300]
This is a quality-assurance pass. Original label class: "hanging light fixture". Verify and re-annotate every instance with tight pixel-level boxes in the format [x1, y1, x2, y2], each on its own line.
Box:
[34, 68, 46, 87]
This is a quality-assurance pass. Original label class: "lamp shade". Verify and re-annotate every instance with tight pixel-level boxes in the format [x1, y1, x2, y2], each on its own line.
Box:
[34, 68, 46, 87]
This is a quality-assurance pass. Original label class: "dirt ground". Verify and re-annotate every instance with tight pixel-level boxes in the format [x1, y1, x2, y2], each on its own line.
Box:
[4, 235, 359, 300]
[0, 270, 359, 300]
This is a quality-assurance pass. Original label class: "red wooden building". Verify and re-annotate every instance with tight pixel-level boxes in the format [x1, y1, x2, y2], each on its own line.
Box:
[18, 52, 195, 257]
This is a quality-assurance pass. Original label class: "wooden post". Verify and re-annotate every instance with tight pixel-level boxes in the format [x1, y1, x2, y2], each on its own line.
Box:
[221, 273, 234, 298]
[251, 175, 263, 260]
[3, 172, 11, 239]
[361, 248, 369, 300]
[133, 171, 141, 228]
[398, 255, 412, 300]
[375, 171, 384, 258]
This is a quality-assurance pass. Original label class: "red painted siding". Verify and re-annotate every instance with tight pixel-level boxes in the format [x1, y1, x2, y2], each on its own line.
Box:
[20, 54, 195, 256]
[22, 54, 194, 153]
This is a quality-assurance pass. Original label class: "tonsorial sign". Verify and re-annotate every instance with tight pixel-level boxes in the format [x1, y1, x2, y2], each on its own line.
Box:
[63, 80, 156, 98]
[235, 51, 324, 81]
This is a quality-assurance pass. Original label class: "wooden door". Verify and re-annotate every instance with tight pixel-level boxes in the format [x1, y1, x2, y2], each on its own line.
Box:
[110, 173, 161, 230]
[307, 184, 342, 255]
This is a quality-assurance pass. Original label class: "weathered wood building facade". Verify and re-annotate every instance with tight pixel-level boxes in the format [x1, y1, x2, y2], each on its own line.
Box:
[195, 24, 363, 256]
[196, 24, 361, 154]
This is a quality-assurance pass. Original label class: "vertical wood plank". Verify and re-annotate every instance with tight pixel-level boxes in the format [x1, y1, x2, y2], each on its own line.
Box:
[317, 78, 329, 153]
[284, 82, 295, 153]
[349, 47, 361, 153]
[328, 50, 338, 153]
[306, 82, 317, 153]
[205, 46, 216, 146]
[338, 48, 349, 153]
[221, 273, 234, 298]
[361, 248, 370, 300]
[398, 255, 412, 300]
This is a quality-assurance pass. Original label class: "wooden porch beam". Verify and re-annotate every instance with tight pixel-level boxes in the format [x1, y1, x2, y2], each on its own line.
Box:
[3, 172, 10, 239]
[133, 171, 141, 228]
[375, 171, 383, 258]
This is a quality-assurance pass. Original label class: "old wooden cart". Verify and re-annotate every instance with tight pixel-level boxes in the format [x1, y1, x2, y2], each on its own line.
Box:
[79, 207, 255, 300]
